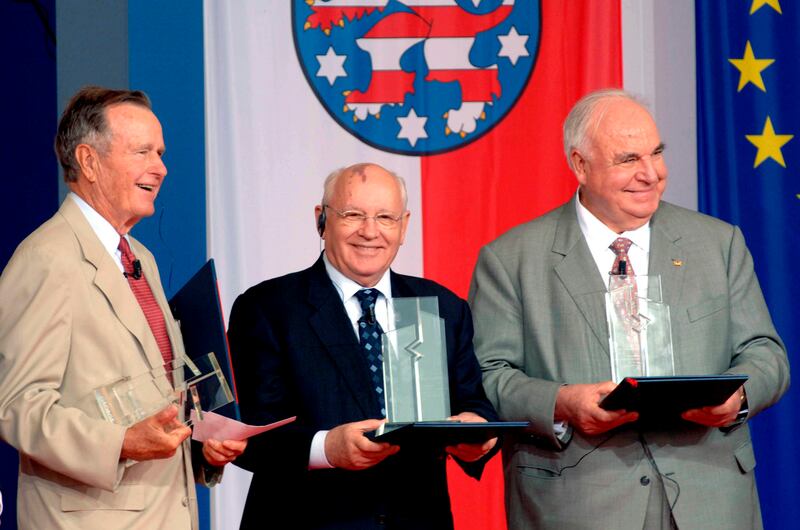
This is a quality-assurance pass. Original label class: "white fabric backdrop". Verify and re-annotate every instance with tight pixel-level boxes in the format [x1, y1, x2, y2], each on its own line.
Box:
[203, 3, 424, 528]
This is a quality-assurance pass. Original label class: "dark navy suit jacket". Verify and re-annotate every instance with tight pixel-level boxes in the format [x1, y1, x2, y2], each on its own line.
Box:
[228, 257, 498, 530]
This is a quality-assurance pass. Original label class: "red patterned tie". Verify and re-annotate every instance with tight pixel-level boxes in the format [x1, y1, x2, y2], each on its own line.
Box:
[609, 236, 639, 313]
[118, 237, 174, 367]
[609, 237, 641, 368]
[610, 237, 635, 277]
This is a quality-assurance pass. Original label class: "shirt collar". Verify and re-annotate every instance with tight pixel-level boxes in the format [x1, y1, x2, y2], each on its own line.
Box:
[575, 192, 650, 255]
[69, 192, 129, 255]
[323, 253, 393, 302]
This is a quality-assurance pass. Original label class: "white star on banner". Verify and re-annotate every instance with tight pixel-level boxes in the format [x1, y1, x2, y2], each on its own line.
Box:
[498, 26, 529, 66]
[316, 46, 346, 85]
[396, 108, 428, 147]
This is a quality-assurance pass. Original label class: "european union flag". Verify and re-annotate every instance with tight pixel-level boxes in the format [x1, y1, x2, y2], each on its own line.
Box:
[697, 1, 799, 527]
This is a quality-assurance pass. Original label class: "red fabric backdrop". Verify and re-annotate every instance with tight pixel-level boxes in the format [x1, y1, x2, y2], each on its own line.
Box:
[422, 2, 622, 529]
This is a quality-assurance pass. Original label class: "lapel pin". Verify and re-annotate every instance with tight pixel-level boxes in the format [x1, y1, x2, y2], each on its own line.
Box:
[672, 259, 683, 267]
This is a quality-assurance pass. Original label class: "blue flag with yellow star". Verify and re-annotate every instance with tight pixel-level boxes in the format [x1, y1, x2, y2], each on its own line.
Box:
[697, 0, 799, 527]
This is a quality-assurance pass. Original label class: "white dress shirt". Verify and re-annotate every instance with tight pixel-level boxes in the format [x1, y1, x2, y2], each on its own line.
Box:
[575, 193, 653, 378]
[307, 254, 393, 469]
[575, 193, 651, 279]
[70, 192, 131, 271]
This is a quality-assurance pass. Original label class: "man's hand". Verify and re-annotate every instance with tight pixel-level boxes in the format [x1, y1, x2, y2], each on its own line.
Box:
[202, 438, 248, 467]
[682, 386, 744, 427]
[445, 411, 497, 462]
[120, 405, 191, 461]
[324, 419, 399, 470]
[555, 381, 638, 436]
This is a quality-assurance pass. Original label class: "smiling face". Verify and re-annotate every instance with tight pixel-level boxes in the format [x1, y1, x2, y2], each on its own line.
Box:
[73, 103, 167, 234]
[571, 97, 667, 233]
[318, 164, 410, 287]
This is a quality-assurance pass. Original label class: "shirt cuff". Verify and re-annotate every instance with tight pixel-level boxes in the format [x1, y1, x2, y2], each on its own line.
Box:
[554, 421, 573, 447]
[308, 430, 334, 469]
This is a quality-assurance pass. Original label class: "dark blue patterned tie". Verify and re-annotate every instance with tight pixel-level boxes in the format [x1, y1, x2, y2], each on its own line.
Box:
[355, 288, 385, 417]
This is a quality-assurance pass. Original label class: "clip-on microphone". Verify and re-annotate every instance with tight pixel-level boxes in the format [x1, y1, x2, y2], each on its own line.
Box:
[124, 260, 143, 280]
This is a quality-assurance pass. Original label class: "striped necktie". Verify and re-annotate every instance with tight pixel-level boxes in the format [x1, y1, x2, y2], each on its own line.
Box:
[118, 236, 174, 368]
[355, 288, 385, 417]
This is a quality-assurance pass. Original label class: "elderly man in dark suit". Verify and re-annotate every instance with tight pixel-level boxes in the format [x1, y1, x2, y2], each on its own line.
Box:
[228, 162, 498, 529]
[469, 88, 790, 529]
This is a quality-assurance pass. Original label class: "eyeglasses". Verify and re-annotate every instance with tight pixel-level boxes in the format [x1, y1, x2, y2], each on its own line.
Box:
[324, 205, 404, 229]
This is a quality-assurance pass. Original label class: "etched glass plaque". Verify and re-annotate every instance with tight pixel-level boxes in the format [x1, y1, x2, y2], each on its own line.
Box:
[381, 297, 450, 424]
[606, 275, 675, 382]
[92, 352, 234, 427]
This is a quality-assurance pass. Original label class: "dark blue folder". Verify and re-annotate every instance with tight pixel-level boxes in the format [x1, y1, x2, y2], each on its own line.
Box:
[169, 259, 240, 420]
[600, 374, 748, 421]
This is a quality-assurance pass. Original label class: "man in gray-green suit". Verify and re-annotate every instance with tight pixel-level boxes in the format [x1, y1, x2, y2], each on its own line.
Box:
[469, 89, 789, 529]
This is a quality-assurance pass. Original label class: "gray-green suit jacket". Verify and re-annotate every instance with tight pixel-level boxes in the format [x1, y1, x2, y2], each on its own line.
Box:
[469, 197, 789, 529]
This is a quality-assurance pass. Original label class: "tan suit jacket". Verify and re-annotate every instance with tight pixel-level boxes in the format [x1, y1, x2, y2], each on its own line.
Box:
[0, 197, 199, 529]
[469, 198, 790, 529]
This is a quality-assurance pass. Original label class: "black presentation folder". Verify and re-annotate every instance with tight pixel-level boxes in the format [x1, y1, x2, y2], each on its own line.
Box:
[599, 375, 748, 420]
[373, 421, 530, 447]
[169, 259, 240, 420]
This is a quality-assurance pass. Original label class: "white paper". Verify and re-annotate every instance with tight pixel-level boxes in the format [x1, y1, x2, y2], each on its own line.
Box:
[191, 410, 296, 442]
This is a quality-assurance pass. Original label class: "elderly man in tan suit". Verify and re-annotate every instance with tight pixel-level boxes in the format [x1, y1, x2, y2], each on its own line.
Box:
[0, 86, 245, 529]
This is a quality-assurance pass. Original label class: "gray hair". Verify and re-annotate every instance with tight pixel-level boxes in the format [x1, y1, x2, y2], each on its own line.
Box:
[55, 86, 152, 182]
[562, 88, 649, 171]
[321, 163, 408, 210]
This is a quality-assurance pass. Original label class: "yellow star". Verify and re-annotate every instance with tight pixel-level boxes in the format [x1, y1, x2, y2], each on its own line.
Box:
[728, 41, 774, 92]
[750, 0, 782, 14]
[745, 116, 793, 168]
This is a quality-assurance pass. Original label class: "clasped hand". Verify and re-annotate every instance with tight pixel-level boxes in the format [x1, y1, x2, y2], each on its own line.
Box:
[120, 405, 191, 461]
[444, 411, 496, 463]
[325, 419, 400, 470]
[555, 381, 638, 436]
[325, 412, 496, 470]
[682, 386, 744, 427]
[120, 405, 246, 466]
[202, 438, 247, 467]
[556, 381, 745, 435]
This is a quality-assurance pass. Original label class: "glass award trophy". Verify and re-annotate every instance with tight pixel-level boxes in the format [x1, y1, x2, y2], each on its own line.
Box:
[381, 297, 450, 425]
[374, 297, 529, 445]
[606, 275, 675, 382]
[91, 352, 234, 427]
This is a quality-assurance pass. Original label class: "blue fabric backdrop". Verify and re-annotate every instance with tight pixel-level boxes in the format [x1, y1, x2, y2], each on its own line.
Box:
[0, 3, 210, 529]
[696, 2, 799, 527]
[127, 3, 210, 529]
[0, 2, 57, 528]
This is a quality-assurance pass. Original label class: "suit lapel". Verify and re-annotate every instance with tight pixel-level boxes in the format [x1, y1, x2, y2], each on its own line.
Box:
[552, 200, 611, 356]
[389, 272, 415, 298]
[130, 238, 187, 360]
[306, 258, 380, 418]
[649, 204, 686, 315]
[59, 199, 164, 371]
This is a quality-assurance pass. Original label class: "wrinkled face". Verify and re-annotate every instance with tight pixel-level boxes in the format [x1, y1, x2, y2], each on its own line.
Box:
[86, 103, 167, 233]
[318, 165, 410, 287]
[571, 98, 667, 233]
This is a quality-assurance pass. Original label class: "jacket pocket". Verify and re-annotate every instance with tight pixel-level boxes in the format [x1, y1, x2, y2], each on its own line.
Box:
[60, 484, 145, 512]
[687, 295, 728, 322]
[734, 442, 756, 474]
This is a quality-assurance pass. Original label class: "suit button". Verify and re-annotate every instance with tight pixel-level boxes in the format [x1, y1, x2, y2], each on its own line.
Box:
[182, 497, 190, 507]
[640, 476, 650, 486]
